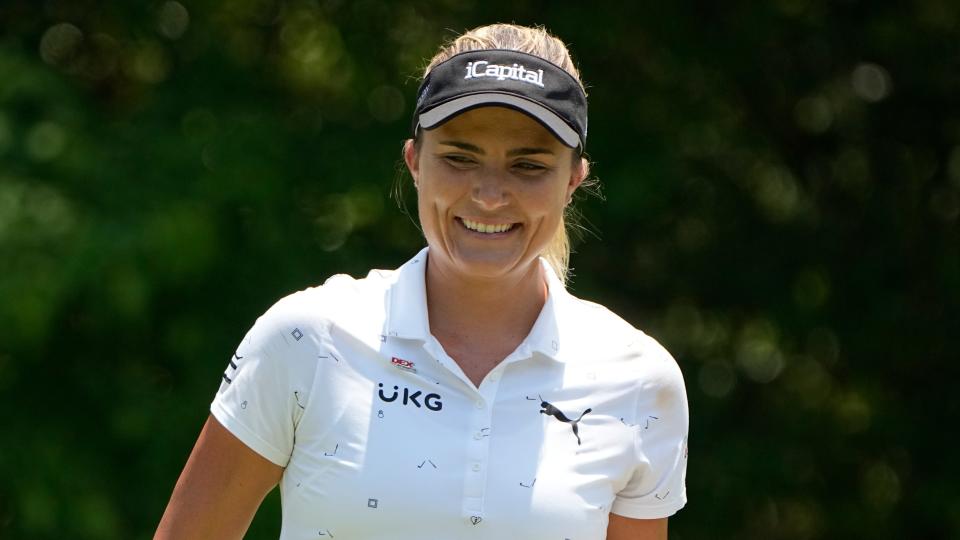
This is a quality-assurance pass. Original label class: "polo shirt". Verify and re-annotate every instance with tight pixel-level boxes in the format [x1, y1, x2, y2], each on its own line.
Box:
[211, 247, 689, 539]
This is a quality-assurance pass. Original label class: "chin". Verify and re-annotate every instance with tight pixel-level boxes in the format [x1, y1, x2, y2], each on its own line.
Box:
[449, 250, 536, 280]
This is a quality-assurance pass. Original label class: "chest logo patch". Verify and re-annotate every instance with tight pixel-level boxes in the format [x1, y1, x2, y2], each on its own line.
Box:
[538, 396, 592, 445]
[378, 383, 443, 411]
[390, 357, 416, 373]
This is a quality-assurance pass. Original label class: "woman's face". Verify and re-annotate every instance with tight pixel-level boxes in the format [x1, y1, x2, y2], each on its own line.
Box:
[405, 106, 586, 282]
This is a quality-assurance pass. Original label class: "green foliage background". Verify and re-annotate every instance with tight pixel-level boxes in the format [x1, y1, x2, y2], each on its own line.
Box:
[1, 1, 958, 538]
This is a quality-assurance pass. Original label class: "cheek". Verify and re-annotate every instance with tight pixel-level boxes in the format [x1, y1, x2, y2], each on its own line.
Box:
[539, 205, 565, 232]
[523, 179, 571, 219]
[416, 188, 436, 225]
[416, 163, 463, 210]
[416, 178, 447, 212]
[415, 177, 453, 238]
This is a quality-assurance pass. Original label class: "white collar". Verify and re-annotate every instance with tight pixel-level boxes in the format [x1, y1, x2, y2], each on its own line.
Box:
[383, 247, 568, 362]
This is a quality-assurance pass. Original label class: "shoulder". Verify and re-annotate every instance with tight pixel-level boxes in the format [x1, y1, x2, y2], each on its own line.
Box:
[560, 294, 682, 375]
[273, 268, 395, 313]
[252, 267, 397, 344]
[560, 295, 641, 343]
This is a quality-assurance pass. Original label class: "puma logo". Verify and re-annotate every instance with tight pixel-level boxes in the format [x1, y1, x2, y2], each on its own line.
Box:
[538, 396, 592, 445]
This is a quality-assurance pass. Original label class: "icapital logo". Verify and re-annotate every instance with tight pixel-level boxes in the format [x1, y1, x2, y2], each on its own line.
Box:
[464, 61, 545, 88]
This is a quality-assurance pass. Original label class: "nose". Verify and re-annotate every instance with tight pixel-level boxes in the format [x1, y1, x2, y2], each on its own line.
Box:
[471, 170, 509, 210]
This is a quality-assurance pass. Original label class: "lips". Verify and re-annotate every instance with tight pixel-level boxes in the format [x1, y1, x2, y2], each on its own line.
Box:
[459, 217, 518, 234]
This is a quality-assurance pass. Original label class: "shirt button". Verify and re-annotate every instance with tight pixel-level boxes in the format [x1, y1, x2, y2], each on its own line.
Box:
[488, 372, 500, 382]
[475, 400, 484, 409]
[472, 463, 481, 472]
[473, 432, 483, 440]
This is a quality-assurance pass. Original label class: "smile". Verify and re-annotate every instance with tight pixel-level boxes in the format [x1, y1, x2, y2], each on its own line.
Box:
[459, 218, 517, 234]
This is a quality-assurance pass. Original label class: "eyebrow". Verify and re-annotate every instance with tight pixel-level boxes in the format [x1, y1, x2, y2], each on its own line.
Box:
[438, 140, 556, 157]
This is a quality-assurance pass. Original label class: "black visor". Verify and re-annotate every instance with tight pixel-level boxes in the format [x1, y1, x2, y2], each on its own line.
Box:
[412, 49, 588, 151]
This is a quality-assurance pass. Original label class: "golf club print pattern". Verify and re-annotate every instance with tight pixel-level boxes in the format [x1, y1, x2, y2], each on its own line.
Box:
[207, 250, 688, 538]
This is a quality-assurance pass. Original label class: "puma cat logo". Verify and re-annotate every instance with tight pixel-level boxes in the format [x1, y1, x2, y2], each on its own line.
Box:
[538, 397, 592, 445]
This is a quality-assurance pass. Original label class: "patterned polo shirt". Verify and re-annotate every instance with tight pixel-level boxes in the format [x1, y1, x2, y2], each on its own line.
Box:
[211, 247, 689, 539]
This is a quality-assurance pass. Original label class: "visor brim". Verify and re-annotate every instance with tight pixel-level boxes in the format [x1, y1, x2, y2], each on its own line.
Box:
[417, 93, 581, 149]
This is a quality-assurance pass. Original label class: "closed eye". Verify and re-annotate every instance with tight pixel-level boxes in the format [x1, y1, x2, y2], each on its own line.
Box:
[442, 154, 477, 168]
[516, 162, 543, 169]
[513, 161, 550, 174]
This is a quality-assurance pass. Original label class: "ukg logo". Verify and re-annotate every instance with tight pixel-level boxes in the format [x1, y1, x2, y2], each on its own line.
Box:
[378, 383, 443, 412]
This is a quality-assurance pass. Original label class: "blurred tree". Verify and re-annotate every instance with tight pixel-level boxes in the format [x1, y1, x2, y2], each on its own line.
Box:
[0, 0, 957, 538]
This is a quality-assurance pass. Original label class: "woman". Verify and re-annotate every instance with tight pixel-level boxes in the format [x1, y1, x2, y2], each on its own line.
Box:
[156, 23, 689, 540]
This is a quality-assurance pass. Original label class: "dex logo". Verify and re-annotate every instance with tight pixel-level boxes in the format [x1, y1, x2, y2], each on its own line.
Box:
[378, 383, 443, 412]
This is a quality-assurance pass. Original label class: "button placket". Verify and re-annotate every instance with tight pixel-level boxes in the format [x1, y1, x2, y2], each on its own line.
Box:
[461, 376, 501, 524]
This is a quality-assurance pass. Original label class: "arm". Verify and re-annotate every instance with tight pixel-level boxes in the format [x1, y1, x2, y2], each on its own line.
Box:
[608, 336, 689, 538]
[607, 514, 668, 540]
[154, 415, 284, 540]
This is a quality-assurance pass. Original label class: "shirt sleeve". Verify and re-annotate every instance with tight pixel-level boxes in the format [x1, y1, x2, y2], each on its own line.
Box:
[611, 335, 690, 519]
[210, 297, 317, 467]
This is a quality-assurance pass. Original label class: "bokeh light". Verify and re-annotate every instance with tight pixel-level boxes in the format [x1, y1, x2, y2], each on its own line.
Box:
[851, 63, 892, 103]
[157, 1, 190, 41]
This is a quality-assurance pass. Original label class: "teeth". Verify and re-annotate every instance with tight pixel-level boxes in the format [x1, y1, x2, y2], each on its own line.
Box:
[462, 218, 513, 234]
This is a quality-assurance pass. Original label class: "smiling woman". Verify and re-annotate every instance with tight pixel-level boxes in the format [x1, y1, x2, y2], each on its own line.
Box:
[155, 23, 689, 540]
[406, 107, 583, 285]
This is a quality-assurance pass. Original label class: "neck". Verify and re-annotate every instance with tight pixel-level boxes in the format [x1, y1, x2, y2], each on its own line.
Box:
[425, 255, 547, 363]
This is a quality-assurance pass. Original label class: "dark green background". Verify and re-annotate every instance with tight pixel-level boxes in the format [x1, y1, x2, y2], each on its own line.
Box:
[2, 1, 958, 538]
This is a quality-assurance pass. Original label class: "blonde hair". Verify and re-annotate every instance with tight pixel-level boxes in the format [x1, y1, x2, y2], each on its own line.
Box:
[420, 23, 589, 284]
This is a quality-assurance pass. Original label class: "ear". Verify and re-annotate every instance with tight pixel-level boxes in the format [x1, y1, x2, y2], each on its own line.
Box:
[403, 139, 420, 185]
[566, 156, 588, 203]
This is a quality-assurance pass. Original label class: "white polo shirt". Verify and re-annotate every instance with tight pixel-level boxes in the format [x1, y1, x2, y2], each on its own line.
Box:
[211, 248, 689, 539]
